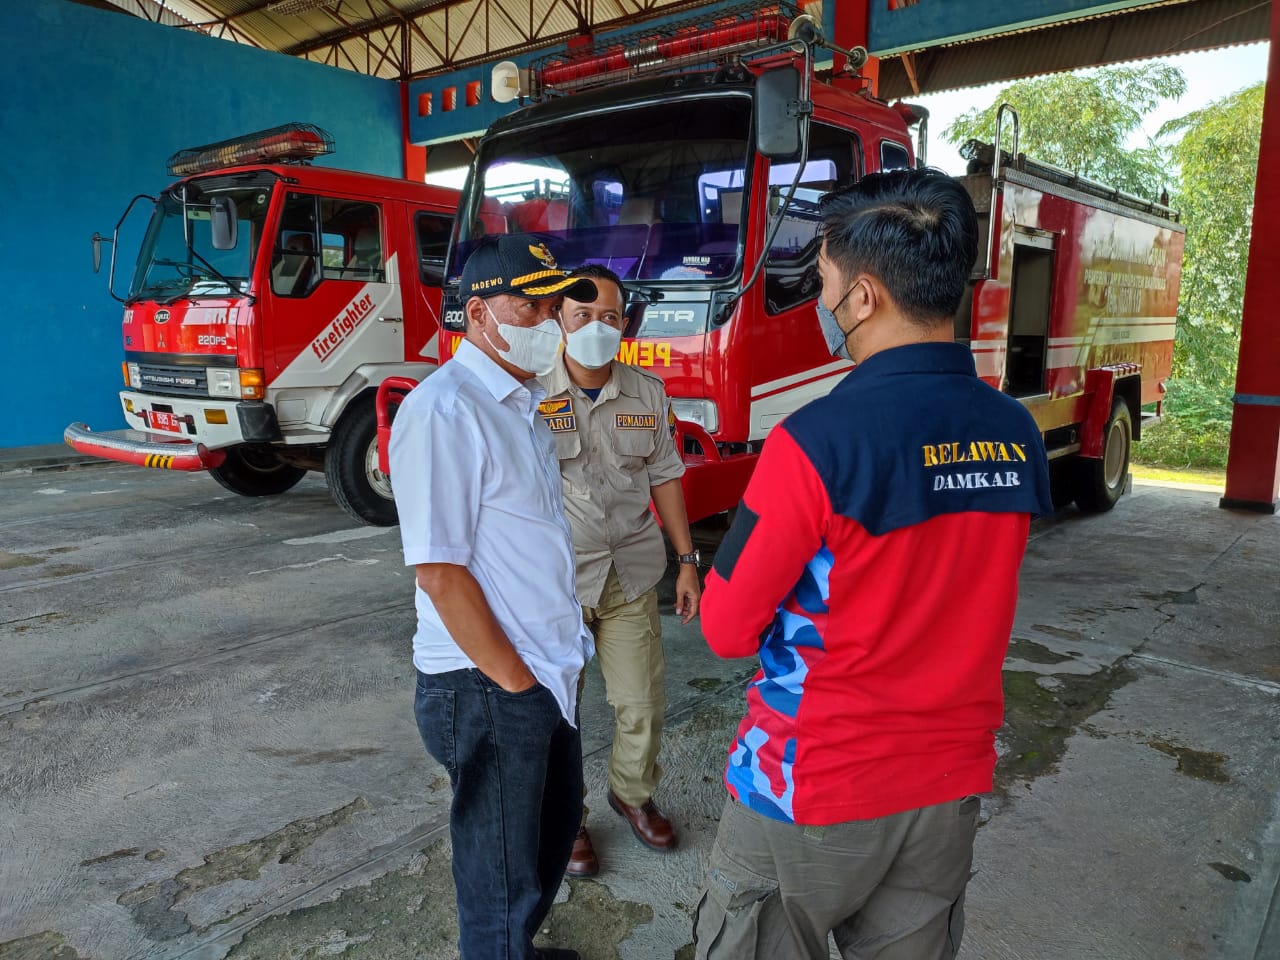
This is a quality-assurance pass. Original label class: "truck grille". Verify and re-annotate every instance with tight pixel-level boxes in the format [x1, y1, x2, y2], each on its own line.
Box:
[137, 364, 208, 398]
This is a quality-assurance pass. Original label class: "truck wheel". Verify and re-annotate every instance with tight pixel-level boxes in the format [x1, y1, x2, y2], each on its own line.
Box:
[1074, 399, 1132, 513]
[325, 398, 397, 526]
[208, 445, 307, 497]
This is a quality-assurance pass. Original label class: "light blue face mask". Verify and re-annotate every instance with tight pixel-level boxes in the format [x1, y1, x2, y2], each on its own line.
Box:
[816, 286, 856, 361]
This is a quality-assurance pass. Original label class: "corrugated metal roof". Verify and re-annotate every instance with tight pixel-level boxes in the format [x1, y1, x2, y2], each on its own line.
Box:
[876, 0, 1270, 99]
[77, 0, 1269, 84]
[80, 0, 716, 80]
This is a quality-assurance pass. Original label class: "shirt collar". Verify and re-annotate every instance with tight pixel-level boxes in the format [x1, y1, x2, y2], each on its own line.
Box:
[837, 341, 976, 390]
[540, 355, 574, 397]
[454, 338, 541, 405]
[541, 358, 636, 401]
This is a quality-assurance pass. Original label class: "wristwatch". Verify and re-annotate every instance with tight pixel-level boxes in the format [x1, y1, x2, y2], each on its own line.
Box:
[676, 549, 701, 566]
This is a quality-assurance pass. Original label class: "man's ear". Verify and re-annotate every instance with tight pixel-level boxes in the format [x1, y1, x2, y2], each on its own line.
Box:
[849, 276, 877, 324]
[466, 296, 490, 331]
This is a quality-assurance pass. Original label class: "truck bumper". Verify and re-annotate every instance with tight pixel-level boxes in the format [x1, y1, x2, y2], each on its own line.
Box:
[114, 391, 282, 447]
[673, 419, 759, 524]
[63, 422, 226, 471]
[63, 393, 284, 471]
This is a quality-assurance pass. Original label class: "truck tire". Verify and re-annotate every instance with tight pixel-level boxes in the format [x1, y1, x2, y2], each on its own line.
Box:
[208, 445, 307, 497]
[325, 398, 397, 526]
[1074, 399, 1132, 513]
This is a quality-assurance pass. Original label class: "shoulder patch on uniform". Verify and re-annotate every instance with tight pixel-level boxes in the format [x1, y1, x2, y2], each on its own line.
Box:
[539, 397, 572, 417]
[616, 412, 657, 430]
[539, 397, 576, 432]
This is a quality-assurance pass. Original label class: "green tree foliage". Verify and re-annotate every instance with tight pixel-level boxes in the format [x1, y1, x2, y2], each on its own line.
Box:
[1161, 83, 1263, 390]
[1135, 82, 1264, 468]
[942, 64, 1186, 199]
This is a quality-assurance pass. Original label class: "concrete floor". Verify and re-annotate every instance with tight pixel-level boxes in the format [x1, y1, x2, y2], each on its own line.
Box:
[0, 450, 1276, 960]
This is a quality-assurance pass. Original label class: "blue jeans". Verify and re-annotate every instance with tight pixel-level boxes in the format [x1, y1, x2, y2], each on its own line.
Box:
[415, 667, 583, 960]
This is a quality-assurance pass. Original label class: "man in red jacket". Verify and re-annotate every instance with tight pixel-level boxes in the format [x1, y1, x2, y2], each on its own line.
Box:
[693, 168, 1053, 960]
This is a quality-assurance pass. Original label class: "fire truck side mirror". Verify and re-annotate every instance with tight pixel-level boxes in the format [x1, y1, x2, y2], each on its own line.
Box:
[210, 196, 239, 251]
[92, 233, 104, 273]
[755, 66, 803, 160]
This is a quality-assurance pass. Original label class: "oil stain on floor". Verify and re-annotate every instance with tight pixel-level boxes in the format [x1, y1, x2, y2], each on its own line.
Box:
[996, 661, 1137, 793]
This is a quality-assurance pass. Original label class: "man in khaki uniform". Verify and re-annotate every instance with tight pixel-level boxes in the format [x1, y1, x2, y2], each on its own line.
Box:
[539, 264, 701, 877]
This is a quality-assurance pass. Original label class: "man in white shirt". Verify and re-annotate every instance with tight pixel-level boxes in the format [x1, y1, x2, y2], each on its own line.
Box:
[390, 235, 598, 960]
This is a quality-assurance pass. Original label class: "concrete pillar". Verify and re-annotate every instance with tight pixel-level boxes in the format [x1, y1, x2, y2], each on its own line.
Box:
[1220, 1, 1280, 513]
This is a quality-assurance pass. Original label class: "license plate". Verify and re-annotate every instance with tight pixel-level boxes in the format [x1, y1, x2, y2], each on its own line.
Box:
[150, 410, 182, 433]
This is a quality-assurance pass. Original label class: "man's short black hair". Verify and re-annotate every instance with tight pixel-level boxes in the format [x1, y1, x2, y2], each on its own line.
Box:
[568, 263, 625, 303]
[820, 168, 978, 327]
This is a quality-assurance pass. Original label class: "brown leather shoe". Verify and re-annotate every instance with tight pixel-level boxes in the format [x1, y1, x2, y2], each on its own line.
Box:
[608, 791, 677, 850]
[565, 826, 599, 878]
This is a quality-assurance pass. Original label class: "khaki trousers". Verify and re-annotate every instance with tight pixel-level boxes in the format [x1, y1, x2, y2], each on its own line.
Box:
[580, 565, 665, 812]
[694, 795, 979, 960]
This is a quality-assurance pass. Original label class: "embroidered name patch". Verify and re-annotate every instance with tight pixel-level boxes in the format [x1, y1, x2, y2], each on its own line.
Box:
[539, 397, 576, 432]
[616, 413, 657, 430]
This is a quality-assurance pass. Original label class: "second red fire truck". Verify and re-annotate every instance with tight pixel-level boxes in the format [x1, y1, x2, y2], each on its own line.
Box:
[66, 125, 457, 524]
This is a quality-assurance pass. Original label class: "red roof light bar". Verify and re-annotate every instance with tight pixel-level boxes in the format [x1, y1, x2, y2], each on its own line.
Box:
[536, 5, 795, 94]
[167, 123, 335, 177]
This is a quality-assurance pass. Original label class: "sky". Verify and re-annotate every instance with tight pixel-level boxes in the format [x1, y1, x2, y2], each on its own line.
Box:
[914, 42, 1271, 175]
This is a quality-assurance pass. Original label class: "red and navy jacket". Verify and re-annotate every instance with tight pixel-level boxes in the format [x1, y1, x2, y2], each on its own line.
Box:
[701, 341, 1053, 825]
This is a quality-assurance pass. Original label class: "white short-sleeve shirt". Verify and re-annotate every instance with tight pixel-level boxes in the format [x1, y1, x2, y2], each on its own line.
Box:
[389, 338, 593, 724]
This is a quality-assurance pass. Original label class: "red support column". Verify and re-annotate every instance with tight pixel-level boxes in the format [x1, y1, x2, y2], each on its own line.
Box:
[1220, 2, 1280, 513]
[400, 83, 428, 183]
[830, 0, 877, 94]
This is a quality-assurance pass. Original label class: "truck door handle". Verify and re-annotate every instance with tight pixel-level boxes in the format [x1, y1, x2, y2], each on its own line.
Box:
[377, 316, 403, 323]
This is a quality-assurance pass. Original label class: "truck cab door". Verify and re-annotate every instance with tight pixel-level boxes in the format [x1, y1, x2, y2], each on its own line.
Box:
[266, 192, 401, 392]
[749, 123, 861, 441]
[409, 208, 454, 365]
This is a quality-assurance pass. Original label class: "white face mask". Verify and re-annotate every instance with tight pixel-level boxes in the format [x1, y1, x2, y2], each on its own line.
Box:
[564, 320, 623, 369]
[482, 303, 562, 376]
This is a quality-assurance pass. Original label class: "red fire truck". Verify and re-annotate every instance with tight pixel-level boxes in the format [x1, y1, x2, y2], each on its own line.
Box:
[404, 5, 1181, 522]
[65, 124, 458, 524]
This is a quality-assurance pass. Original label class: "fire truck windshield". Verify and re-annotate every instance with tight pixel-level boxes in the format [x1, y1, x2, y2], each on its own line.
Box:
[454, 94, 753, 300]
[129, 179, 273, 303]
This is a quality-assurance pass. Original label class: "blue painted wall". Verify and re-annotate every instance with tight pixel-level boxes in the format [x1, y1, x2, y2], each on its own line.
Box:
[0, 0, 403, 448]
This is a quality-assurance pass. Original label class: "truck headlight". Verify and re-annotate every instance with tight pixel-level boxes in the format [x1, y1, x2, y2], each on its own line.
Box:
[124, 362, 140, 388]
[207, 368, 238, 398]
[669, 399, 719, 434]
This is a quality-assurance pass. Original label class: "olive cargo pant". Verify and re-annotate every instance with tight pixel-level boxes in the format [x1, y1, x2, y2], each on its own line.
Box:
[694, 795, 980, 960]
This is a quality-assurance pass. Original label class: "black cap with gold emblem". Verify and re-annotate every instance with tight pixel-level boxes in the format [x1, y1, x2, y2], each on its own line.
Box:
[459, 235, 598, 302]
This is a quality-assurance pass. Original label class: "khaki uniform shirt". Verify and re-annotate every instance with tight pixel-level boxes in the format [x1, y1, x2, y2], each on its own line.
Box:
[538, 359, 685, 608]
